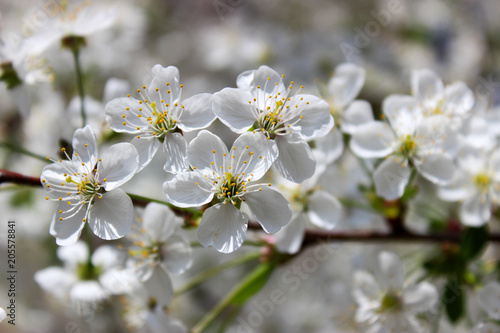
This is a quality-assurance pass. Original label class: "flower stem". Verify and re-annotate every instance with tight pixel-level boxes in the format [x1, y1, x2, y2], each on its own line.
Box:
[126, 192, 203, 217]
[71, 48, 86, 127]
[175, 251, 261, 296]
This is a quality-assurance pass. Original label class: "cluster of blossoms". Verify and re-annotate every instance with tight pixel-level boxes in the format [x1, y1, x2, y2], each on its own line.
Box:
[24, 62, 500, 332]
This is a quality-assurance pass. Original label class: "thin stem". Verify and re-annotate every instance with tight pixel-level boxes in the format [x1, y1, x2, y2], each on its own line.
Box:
[71, 48, 86, 127]
[338, 197, 374, 212]
[0, 142, 51, 163]
[126, 192, 203, 217]
[175, 251, 261, 296]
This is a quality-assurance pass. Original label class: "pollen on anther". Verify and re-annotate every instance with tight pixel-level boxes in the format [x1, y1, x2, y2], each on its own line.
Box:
[127, 94, 131, 97]
[137, 89, 140, 93]
[156, 88, 159, 91]
[59, 217, 63, 221]
[45, 197, 49, 200]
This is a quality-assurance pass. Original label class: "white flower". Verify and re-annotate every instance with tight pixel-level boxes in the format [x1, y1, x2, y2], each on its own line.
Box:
[34, 241, 126, 308]
[411, 69, 475, 123]
[353, 251, 438, 333]
[213, 65, 333, 183]
[438, 145, 500, 226]
[472, 281, 500, 332]
[164, 130, 292, 253]
[105, 65, 214, 172]
[0, 307, 6, 323]
[350, 95, 456, 200]
[41, 125, 139, 245]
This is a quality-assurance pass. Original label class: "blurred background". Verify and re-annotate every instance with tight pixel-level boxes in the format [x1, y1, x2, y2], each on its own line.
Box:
[1, 0, 500, 332]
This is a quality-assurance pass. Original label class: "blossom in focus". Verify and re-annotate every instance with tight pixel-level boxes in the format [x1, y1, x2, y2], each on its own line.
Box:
[164, 130, 292, 253]
[105, 65, 214, 172]
[213, 65, 333, 183]
[41, 125, 139, 245]
[352, 251, 438, 333]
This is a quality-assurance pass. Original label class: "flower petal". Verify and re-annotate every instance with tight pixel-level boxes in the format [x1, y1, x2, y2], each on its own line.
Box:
[163, 172, 214, 208]
[287, 94, 333, 139]
[50, 202, 87, 246]
[142, 203, 182, 243]
[213, 88, 257, 133]
[375, 251, 404, 291]
[327, 63, 365, 109]
[414, 153, 455, 185]
[244, 187, 292, 233]
[188, 130, 228, 175]
[99, 142, 139, 191]
[307, 190, 342, 230]
[237, 65, 286, 98]
[163, 133, 189, 173]
[148, 65, 180, 106]
[57, 241, 88, 267]
[382, 94, 422, 137]
[162, 235, 193, 275]
[130, 136, 160, 172]
[143, 265, 174, 308]
[411, 69, 444, 110]
[231, 131, 278, 180]
[341, 100, 374, 134]
[274, 133, 316, 183]
[349, 121, 394, 158]
[460, 193, 491, 226]
[403, 282, 438, 313]
[72, 125, 98, 167]
[177, 93, 215, 131]
[197, 203, 248, 253]
[352, 270, 381, 303]
[105, 97, 148, 133]
[34, 267, 77, 300]
[88, 188, 134, 240]
[275, 213, 306, 255]
[478, 281, 500, 320]
[442, 81, 475, 117]
[70, 281, 108, 303]
[373, 156, 411, 200]
[314, 128, 344, 166]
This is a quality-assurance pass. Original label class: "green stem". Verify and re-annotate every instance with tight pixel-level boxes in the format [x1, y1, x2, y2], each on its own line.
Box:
[126, 192, 203, 217]
[0, 142, 52, 163]
[191, 263, 272, 333]
[175, 251, 261, 296]
[338, 197, 374, 212]
[71, 48, 86, 127]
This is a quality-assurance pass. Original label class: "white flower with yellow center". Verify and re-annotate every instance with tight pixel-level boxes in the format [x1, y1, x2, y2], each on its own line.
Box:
[350, 95, 457, 200]
[213, 65, 333, 183]
[164, 130, 292, 253]
[105, 65, 214, 173]
[438, 144, 500, 226]
[41, 125, 139, 245]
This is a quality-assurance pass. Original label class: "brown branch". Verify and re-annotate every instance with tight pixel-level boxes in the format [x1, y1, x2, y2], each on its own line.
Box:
[3, 169, 500, 243]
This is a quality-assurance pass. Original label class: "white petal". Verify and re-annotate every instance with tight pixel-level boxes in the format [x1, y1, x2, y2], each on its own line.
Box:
[352, 270, 381, 303]
[349, 121, 395, 158]
[244, 187, 292, 234]
[460, 193, 491, 227]
[50, 203, 87, 246]
[99, 142, 139, 191]
[275, 213, 306, 254]
[307, 190, 342, 230]
[287, 94, 333, 139]
[403, 282, 438, 313]
[411, 69, 444, 109]
[213, 88, 257, 133]
[163, 172, 214, 207]
[382, 94, 422, 137]
[188, 130, 228, 175]
[414, 153, 455, 185]
[162, 235, 193, 275]
[105, 97, 148, 133]
[163, 133, 189, 173]
[88, 189, 134, 240]
[99, 268, 136, 295]
[231, 132, 278, 180]
[70, 281, 108, 303]
[341, 100, 374, 134]
[34, 267, 76, 299]
[0, 307, 6, 323]
[328, 63, 365, 109]
[142, 203, 182, 242]
[148, 65, 180, 106]
[415, 114, 458, 154]
[375, 251, 404, 291]
[91, 245, 124, 270]
[143, 265, 174, 308]
[314, 129, 344, 165]
[177, 93, 215, 131]
[373, 156, 411, 200]
[437, 171, 470, 202]
[57, 241, 88, 267]
[442, 81, 475, 116]
[197, 203, 248, 253]
[274, 133, 316, 183]
[237, 65, 286, 97]
[72, 125, 99, 167]
[130, 136, 160, 172]
[478, 282, 500, 320]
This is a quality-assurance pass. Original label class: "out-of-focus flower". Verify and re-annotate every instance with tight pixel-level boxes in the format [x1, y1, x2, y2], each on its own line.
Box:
[0, 307, 6, 323]
[41, 125, 139, 245]
[164, 130, 291, 253]
[353, 251, 438, 333]
[472, 281, 500, 332]
[105, 65, 214, 173]
[213, 65, 333, 183]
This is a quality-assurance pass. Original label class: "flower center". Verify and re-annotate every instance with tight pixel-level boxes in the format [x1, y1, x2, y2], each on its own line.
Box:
[218, 172, 244, 207]
[379, 292, 402, 313]
[474, 173, 492, 194]
[397, 135, 417, 158]
[66, 175, 102, 204]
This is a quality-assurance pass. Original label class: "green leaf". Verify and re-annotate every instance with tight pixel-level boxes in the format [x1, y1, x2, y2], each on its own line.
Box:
[460, 225, 489, 261]
[443, 278, 465, 324]
[230, 262, 274, 305]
